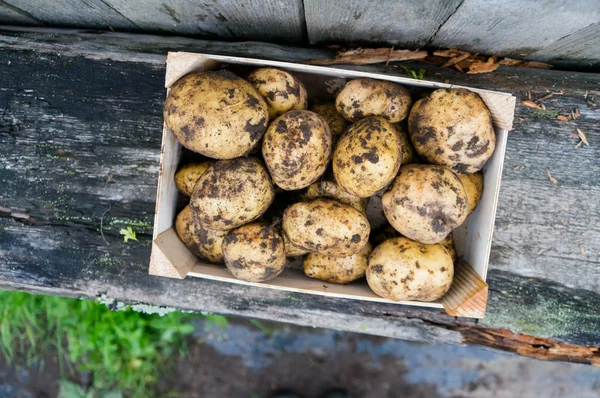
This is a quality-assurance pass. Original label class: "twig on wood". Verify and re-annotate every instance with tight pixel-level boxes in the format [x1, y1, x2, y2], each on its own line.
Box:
[577, 128, 589, 146]
[522, 100, 543, 109]
[546, 169, 558, 184]
[304, 47, 427, 65]
[100, 203, 112, 246]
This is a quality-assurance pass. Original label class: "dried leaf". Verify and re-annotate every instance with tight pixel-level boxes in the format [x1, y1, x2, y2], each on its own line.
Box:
[304, 47, 428, 65]
[512, 164, 521, 171]
[442, 52, 471, 68]
[557, 115, 572, 122]
[577, 128, 589, 146]
[499, 58, 552, 69]
[499, 57, 521, 66]
[536, 144, 541, 153]
[572, 238, 584, 243]
[528, 89, 531, 100]
[467, 57, 500, 74]
[505, 155, 511, 160]
[580, 245, 585, 255]
[433, 48, 464, 58]
[546, 169, 558, 184]
[575, 141, 583, 149]
[573, 108, 580, 119]
[522, 100, 543, 109]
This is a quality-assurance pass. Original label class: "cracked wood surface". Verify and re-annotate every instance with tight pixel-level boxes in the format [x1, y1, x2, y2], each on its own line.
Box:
[1, 27, 600, 363]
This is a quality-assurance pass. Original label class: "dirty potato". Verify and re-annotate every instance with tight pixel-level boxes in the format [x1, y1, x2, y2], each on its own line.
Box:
[440, 233, 457, 263]
[302, 179, 368, 213]
[303, 242, 372, 284]
[394, 123, 418, 165]
[175, 160, 214, 196]
[408, 88, 495, 174]
[222, 223, 286, 282]
[282, 199, 370, 256]
[263, 110, 331, 190]
[367, 237, 454, 301]
[164, 70, 268, 159]
[247, 68, 307, 119]
[382, 164, 468, 244]
[190, 157, 275, 230]
[175, 205, 228, 263]
[310, 103, 348, 144]
[333, 117, 402, 198]
[457, 172, 484, 215]
[335, 78, 412, 123]
[283, 232, 309, 257]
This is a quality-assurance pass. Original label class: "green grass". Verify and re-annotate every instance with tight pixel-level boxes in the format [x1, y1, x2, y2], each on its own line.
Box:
[400, 65, 427, 80]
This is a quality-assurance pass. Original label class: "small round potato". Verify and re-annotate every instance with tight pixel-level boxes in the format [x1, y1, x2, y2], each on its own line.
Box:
[175, 205, 228, 263]
[282, 199, 370, 256]
[382, 164, 468, 244]
[333, 117, 402, 198]
[302, 179, 368, 213]
[310, 103, 348, 144]
[283, 232, 309, 257]
[263, 110, 332, 190]
[440, 233, 457, 264]
[335, 78, 412, 123]
[303, 242, 372, 284]
[222, 223, 286, 282]
[394, 123, 418, 165]
[175, 160, 214, 196]
[367, 237, 454, 301]
[247, 68, 307, 119]
[190, 157, 275, 230]
[408, 88, 496, 174]
[458, 172, 484, 215]
[164, 70, 268, 159]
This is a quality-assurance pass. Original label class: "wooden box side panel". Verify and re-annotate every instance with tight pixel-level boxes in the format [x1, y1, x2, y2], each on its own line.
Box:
[441, 260, 488, 319]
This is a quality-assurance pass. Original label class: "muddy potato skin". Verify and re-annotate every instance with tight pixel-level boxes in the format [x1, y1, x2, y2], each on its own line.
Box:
[458, 172, 484, 215]
[302, 180, 368, 213]
[283, 232, 309, 257]
[394, 123, 418, 165]
[175, 205, 228, 263]
[175, 161, 213, 196]
[164, 70, 268, 159]
[310, 103, 348, 144]
[222, 223, 286, 282]
[263, 110, 332, 190]
[333, 117, 402, 198]
[408, 88, 495, 174]
[335, 78, 412, 123]
[367, 237, 454, 301]
[303, 242, 372, 284]
[382, 164, 468, 244]
[247, 68, 307, 119]
[190, 157, 275, 230]
[282, 199, 370, 256]
[440, 233, 457, 263]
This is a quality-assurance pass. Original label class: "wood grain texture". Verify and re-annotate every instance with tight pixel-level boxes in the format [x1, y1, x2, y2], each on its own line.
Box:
[441, 260, 488, 318]
[304, 0, 463, 47]
[1, 27, 600, 356]
[0, 0, 39, 25]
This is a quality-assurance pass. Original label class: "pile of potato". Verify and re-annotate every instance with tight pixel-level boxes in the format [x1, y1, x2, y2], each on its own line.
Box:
[165, 67, 493, 302]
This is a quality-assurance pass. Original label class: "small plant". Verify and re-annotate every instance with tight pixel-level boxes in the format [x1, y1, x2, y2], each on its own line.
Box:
[529, 109, 559, 120]
[401, 65, 426, 80]
[119, 226, 138, 242]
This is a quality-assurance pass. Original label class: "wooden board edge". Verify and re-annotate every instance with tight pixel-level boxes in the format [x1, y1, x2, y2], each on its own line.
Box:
[478, 91, 516, 131]
[441, 260, 488, 319]
[149, 228, 197, 279]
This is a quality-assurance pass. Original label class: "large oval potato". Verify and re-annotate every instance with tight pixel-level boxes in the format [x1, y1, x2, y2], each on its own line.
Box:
[164, 70, 268, 159]
[367, 237, 454, 301]
[303, 242, 372, 284]
[394, 123, 418, 165]
[282, 199, 370, 256]
[283, 232, 309, 257]
[440, 233, 457, 264]
[335, 78, 412, 123]
[262, 110, 331, 190]
[333, 117, 402, 198]
[458, 172, 484, 215]
[302, 179, 368, 213]
[247, 68, 307, 119]
[382, 164, 468, 244]
[175, 205, 228, 263]
[310, 103, 348, 144]
[408, 88, 495, 174]
[222, 223, 286, 282]
[175, 160, 214, 196]
[190, 157, 275, 230]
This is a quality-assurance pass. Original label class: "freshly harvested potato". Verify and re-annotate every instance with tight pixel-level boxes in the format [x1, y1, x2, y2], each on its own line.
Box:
[367, 237, 454, 301]
[247, 68, 307, 119]
[175, 161, 213, 196]
[175, 205, 227, 263]
[164, 70, 268, 159]
[440, 233, 457, 263]
[262, 110, 331, 190]
[333, 117, 402, 198]
[408, 88, 495, 174]
[382, 164, 468, 244]
[282, 199, 370, 256]
[310, 103, 348, 144]
[335, 78, 412, 123]
[302, 179, 368, 213]
[222, 223, 286, 282]
[190, 157, 275, 230]
[283, 232, 309, 257]
[458, 172, 484, 215]
[303, 243, 372, 284]
[394, 123, 418, 165]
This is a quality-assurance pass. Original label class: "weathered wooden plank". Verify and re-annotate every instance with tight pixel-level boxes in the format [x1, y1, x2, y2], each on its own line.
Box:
[303, 0, 462, 47]
[0, 1, 39, 25]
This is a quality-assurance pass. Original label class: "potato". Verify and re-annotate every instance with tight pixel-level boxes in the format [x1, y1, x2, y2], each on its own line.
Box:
[283, 232, 309, 257]
[190, 157, 275, 230]
[262, 110, 331, 190]
[408, 88, 495, 174]
[367, 237, 454, 301]
[333, 117, 402, 198]
[310, 103, 348, 144]
[302, 179, 368, 213]
[164, 70, 268, 159]
[175, 205, 227, 263]
[382, 164, 468, 244]
[303, 242, 372, 284]
[174, 161, 213, 196]
[458, 172, 484, 215]
[282, 199, 370, 256]
[440, 233, 457, 264]
[394, 123, 418, 165]
[222, 223, 286, 282]
[335, 78, 412, 123]
[247, 68, 307, 119]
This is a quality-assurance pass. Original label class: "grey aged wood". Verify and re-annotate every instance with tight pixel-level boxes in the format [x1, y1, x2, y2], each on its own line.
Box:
[1, 27, 600, 363]
[0, 0, 38, 25]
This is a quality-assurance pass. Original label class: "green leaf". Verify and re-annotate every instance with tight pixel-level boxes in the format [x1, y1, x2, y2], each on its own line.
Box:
[58, 379, 86, 398]
[119, 227, 138, 243]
